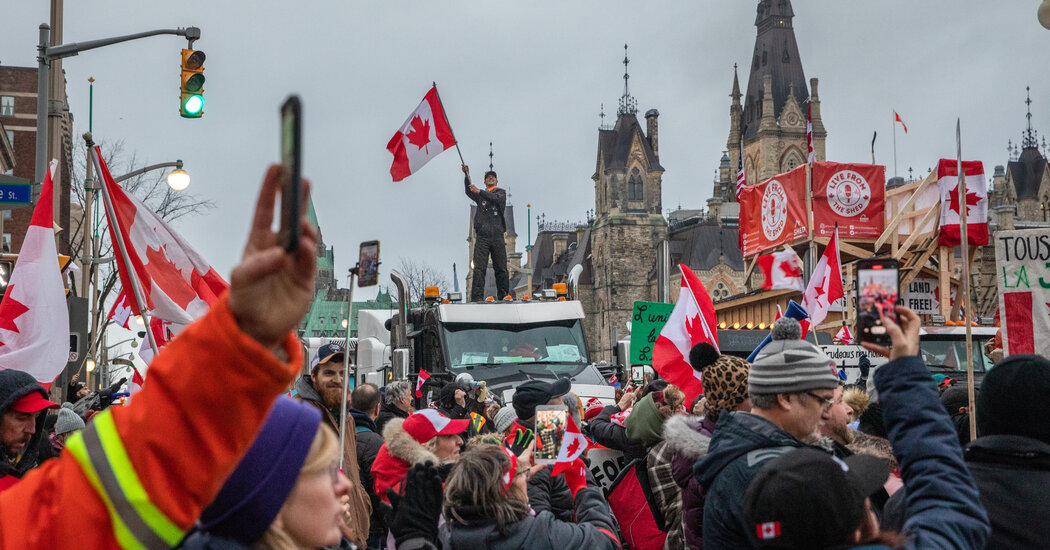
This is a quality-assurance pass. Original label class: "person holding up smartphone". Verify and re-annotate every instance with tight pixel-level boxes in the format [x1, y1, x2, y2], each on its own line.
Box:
[462, 164, 509, 301]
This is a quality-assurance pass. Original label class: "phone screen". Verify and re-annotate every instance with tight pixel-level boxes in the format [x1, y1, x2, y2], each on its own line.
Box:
[358, 241, 380, 287]
[279, 96, 302, 253]
[533, 405, 568, 464]
[856, 260, 899, 345]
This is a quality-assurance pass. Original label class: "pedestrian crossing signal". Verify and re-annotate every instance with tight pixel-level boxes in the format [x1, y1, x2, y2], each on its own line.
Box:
[180, 49, 206, 118]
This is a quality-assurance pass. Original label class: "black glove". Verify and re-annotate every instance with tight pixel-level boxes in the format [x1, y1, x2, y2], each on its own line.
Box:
[107, 377, 128, 394]
[382, 462, 443, 546]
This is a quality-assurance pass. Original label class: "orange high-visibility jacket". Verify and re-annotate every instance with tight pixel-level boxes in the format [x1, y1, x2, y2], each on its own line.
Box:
[0, 295, 302, 549]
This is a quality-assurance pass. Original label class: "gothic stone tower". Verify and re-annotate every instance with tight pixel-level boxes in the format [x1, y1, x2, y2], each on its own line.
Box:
[590, 47, 666, 362]
[716, 0, 827, 203]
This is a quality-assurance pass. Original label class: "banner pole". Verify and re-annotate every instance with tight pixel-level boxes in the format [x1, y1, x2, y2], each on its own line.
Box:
[957, 119, 976, 442]
[893, 110, 898, 179]
[91, 146, 160, 357]
[339, 269, 356, 472]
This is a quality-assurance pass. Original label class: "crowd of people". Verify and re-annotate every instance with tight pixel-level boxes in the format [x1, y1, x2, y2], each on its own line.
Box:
[1, 164, 1047, 550]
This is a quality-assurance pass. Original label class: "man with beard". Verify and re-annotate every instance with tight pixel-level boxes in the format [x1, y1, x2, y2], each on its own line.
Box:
[817, 383, 856, 458]
[0, 370, 60, 488]
[293, 343, 372, 547]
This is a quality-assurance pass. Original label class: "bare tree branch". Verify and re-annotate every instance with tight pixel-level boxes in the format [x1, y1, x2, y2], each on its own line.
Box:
[395, 257, 452, 304]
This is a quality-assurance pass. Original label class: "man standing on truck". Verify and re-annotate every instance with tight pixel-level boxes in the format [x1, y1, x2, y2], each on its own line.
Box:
[463, 164, 508, 301]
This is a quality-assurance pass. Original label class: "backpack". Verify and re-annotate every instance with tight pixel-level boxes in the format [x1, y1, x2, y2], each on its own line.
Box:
[606, 458, 668, 550]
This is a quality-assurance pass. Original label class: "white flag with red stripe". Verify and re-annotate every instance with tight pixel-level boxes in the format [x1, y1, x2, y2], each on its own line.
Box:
[801, 227, 844, 329]
[415, 368, 430, 398]
[652, 264, 719, 402]
[937, 159, 988, 247]
[550, 415, 588, 476]
[387, 86, 457, 182]
[757, 249, 804, 292]
[0, 160, 70, 384]
[96, 146, 228, 327]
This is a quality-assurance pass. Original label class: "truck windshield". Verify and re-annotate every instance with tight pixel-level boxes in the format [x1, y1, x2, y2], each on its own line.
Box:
[441, 320, 589, 375]
[920, 337, 994, 373]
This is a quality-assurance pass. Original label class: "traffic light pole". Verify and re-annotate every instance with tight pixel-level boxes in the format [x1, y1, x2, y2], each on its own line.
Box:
[34, 24, 201, 199]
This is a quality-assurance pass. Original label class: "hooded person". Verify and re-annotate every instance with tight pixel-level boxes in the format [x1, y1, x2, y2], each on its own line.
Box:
[965, 354, 1050, 550]
[372, 408, 469, 504]
[0, 370, 60, 487]
[940, 385, 975, 447]
[37, 403, 85, 465]
[181, 396, 357, 550]
[668, 343, 751, 550]
[693, 317, 840, 549]
[293, 342, 372, 547]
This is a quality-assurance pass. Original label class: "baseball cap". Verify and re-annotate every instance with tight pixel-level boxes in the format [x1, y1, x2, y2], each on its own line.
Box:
[11, 391, 60, 413]
[402, 409, 470, 443]
[311, 342, 345, 370]
[743, 448, 888, 548]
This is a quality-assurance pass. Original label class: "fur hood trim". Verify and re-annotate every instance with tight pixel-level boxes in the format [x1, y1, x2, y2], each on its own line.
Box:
[381, 418, 440, 466]
[661, 414, 711, 460]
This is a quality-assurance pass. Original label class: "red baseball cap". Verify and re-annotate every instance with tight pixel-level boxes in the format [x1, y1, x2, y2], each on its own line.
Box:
[10, 391, 60, 413]
[402, 409, 469, 443]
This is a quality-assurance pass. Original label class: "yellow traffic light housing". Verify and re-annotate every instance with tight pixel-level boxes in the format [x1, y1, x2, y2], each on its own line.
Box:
[180, 49, 206, 118]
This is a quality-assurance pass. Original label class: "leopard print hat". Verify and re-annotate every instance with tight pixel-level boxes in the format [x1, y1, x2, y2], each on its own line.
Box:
[690, 342, 750, 421]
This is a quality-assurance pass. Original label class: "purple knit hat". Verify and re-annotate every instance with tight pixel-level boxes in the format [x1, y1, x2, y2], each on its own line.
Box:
[197, 395, 322, 543]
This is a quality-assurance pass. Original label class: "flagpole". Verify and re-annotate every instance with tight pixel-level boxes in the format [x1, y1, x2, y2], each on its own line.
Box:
[339, 269, 356, 472]
[90, 146, 161, 357]
[957, 119, 976, 442]
[432, 82, 470, 184]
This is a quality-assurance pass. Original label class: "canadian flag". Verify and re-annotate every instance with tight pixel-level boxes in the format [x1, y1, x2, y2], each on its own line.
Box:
[0, 160, 71, 384]
[652, 265, 718, 402]
[894, 111, 908, 134]
[415, 368, 430, 398]
[550, 415, 589, 476]
[96, 146, 228, 327]
[937, 159, 988, 247]
[387, 86, 456, 182]
[757, 249, 804, 292]
[107, 289, 133, 329]
[835, 324, 854, 344]
[802, 228, 844, 329]
[136, 317, 172, 367]
[756, 521, 781, 540]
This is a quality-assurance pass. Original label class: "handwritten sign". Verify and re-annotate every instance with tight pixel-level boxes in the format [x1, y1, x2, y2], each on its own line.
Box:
[630, 301, 674, 364]
[995, 229, 1050, 356]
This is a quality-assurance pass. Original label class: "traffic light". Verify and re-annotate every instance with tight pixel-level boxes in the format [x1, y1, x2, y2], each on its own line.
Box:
[180, 48, 206, 118]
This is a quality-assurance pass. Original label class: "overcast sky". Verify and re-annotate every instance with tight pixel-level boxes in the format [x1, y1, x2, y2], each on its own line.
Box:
[3, 1, 1049, 301]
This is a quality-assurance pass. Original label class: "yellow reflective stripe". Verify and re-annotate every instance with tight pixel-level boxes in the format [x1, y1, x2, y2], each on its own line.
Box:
[92, 412, 184, 546]
[67, 431, 150, 550]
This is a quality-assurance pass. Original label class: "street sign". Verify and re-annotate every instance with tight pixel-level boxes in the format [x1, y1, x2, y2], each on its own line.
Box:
[0, 183, 31, 208]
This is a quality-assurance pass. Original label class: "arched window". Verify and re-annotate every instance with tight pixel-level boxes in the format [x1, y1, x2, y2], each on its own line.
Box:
[762, 50, 768, 66]
[628, 168, 644, 201]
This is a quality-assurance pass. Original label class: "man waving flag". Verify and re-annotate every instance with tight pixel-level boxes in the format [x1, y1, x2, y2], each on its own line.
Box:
[387, 86, 457, 182]
[653, 265, 718, 402]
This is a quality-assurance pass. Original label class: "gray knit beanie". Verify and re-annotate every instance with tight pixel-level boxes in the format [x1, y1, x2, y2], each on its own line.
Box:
[749, 318, 839, 394]
[493, 406, 517, 434]
[55, 402, 85, 435]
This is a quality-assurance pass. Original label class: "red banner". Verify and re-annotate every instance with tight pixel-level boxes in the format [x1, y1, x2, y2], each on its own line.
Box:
[740, 166, 809, 257]
[811, 162, 885, 238]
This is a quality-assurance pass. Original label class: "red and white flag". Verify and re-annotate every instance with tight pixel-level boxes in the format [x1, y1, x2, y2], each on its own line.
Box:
[0, 160, 71, 384]
[107, 289, 133, 329]
[937, 159, 988, 247]
[136, 316, 172, 366]
[652, 265, 718, 402]
[387, 86, 457, 182]
[757, 521, 782, 540]
[894, 111, 908, 134]
[96, 146, 228, 327]
[807, 101, 816, 163]
[835, 324, 854, 344]
[415, 368, 431, 398]
[757, 249, 804, 292]
[550, 415, 589, 476]
[801, 228, 844, 329]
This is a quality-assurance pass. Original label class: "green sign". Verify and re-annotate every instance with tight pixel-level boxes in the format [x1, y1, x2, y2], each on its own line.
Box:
[630, 301, 674, 364]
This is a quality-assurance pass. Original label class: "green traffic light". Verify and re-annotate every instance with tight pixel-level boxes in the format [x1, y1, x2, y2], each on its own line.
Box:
[183, 95, 204, 115]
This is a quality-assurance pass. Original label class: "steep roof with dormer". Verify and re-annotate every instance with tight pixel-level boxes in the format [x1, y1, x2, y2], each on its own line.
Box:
[595, 113, 663, 175]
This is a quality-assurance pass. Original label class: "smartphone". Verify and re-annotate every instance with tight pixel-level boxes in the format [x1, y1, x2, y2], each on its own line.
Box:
[855, 258, 900, 346]
[533, 405, 568, 464]
[279, 95, 302, 253]
[357, 240, 380, 287]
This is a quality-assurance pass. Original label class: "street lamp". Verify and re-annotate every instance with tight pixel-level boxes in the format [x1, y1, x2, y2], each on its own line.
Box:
[166, 161, 190, 190]
[85, 356, 96, 372]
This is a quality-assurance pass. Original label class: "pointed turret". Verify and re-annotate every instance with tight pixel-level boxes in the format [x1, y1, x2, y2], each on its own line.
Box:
[742, 0, 809, 140]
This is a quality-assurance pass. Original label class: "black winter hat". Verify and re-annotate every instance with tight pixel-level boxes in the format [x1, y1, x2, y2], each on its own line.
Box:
[977, 354, 1050, 443]
[512, 378, 570, 420]
[0, 369, 50, 416]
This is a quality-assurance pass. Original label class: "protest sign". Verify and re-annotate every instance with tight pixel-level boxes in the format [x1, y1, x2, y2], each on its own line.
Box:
[630, 301, 673, 364]
[995, 229, 1050, 356]
[588, 447, 627, 496]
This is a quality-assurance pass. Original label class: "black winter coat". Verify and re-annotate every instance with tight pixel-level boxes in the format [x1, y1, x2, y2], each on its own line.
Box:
[376, 401, 410, 435]
[588, 405, 647, 462]
[349, 408, 386, 540]
[965, 434, 1050, 550]
[526, 467, 574, 523]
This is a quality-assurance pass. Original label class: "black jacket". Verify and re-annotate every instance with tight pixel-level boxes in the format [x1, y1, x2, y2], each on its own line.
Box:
[349, 408, 386, 539]
[588, 405, 648, 462]
[526, 467, 574, 523]
[465, 176, 506, 236]
[965, 434, 1050, 550]
[377, 401, 410, 435]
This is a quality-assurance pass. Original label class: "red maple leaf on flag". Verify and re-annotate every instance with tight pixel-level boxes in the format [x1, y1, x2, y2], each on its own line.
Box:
[565, 437, 580, 457]
[779, 261, 802, 279]
[948, 182, 981, 217]
[0, 288, 30, 345]
[405, 115, 432, 153]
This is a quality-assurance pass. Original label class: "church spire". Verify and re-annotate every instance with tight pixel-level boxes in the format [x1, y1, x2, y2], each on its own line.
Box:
[1023, 86, 1038, 149]
[618, 44, 638, 116]
[731, 63, 741, 103]
[742, 0, 809, 140]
